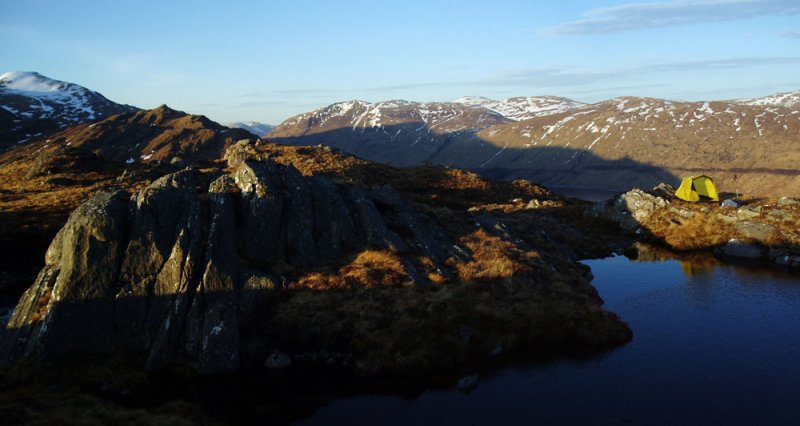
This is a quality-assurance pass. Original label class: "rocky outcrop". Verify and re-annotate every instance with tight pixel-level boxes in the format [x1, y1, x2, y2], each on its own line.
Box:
[0, 149, 459, 372]
[596, 185, 800, 267]
[591, 188, 668, 232]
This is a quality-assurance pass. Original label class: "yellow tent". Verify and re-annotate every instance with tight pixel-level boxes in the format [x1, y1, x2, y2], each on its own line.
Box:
[675, 175, 719, 202]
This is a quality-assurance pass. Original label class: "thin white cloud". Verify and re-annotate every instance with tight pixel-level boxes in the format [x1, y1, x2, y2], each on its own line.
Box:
[232, 56, 800, 100]
[782, 30, 800, 38]
[545, 0, 800, 35]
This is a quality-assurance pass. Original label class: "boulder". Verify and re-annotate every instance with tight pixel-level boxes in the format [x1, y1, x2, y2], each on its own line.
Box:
[0, 191, 130, 362]
[736, 221, 775, 241]
[715, 212, 736, 224]
[736, 207, 761, 220]
[651, 182, 676, 198]
[777, 197, 800, 207]
[766, 209, 793, 222]
[224, 139, 261, 167]
[593, 189, 667, 231]
[768, 248, 800, 267]
[715, 239, 765, 259]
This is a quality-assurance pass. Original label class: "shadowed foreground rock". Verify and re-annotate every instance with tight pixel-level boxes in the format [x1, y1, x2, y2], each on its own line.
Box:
[1, 141, 632, 375]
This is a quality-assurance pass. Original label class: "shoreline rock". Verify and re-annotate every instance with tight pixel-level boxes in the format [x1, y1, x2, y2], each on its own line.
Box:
[596, 185, 800, 268]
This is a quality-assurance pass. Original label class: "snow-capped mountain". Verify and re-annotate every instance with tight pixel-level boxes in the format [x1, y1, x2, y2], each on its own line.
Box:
[471, 96, 800, 195]
[452, 96, 585, 121]
[736, 91, 800, 109]
[227, 121, 275, 137]
[273, 99, 510, 133]
[268, 93, 800, 196]
[267, 99, 511, 166]
[0, 71, 137, 149]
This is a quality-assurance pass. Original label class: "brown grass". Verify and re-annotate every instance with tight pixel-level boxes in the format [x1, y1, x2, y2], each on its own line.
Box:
[29, 289, 53, 323]
[641, 201, 800, 251]
[259, 274, 631, 376]
[253, 142, 558, 209]
[449, 229, 538, 282]
[648, 212, 734, 250]
[293, 250, 411, 290]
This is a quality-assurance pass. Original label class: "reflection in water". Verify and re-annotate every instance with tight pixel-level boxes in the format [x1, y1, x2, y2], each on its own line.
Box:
[296, 249, 800, 426]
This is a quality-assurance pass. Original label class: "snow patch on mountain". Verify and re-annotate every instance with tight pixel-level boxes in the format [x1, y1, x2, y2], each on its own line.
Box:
[452, 96, 585, 121]
[737, 91, 800, 109]
[1, 71, 100, 120]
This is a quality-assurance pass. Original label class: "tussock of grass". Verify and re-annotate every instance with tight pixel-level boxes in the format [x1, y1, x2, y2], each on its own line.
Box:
[647, 210, 735, 250]
[29, 289, 52, 323]
[293, 250, 411, 290]
[449, 229, 537, 282]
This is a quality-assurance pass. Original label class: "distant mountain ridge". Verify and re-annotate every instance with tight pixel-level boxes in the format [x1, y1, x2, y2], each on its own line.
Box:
[267, 99, 513, 167]
[268, 91, 800, 197]
[0, 71, 137, 149]
[24, 104, 256, 166]
[227, 121, 275, 137]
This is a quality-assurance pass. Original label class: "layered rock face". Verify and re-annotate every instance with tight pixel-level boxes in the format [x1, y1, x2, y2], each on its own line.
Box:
[0, 142, 457, 373]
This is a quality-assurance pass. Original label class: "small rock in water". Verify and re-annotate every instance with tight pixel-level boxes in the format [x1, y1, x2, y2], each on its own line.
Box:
[264, 351, 292, 369]
[489, 346, 504, 356]
[715, 239, 765, 259]
[457, 374, 479, 393]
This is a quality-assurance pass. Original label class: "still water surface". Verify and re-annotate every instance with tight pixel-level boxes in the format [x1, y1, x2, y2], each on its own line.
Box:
[297, 253, 800, 425]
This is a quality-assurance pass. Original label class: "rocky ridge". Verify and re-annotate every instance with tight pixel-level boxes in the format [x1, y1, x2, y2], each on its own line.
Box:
[1, 140, 632, 375]
[30, 104, 255, 167]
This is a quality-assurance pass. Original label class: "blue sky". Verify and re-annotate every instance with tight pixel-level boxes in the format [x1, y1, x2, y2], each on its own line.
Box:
[2, 0, 798, 124]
